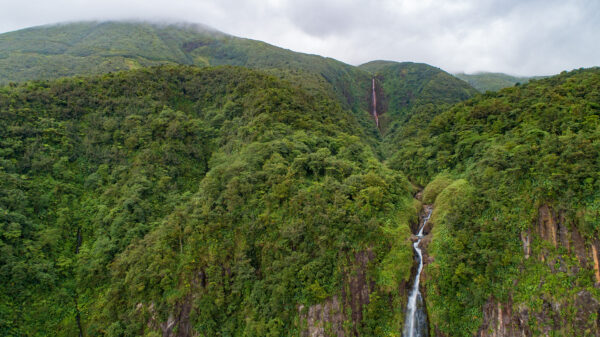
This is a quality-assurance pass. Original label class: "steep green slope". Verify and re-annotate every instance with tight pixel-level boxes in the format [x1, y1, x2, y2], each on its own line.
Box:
[455, 72, 545, 92]
[359, 61, 479, 156]
[360, 60, 477, 124]
[0, 21, 370, 112]
[390, 68, 600, 336]
[1, 22, 493, 147]
[0, 65, 417, 336]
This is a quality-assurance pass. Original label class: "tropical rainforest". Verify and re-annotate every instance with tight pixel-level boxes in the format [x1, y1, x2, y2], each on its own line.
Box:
[454, 72, 544, 93]
[1, 21, 599, 337]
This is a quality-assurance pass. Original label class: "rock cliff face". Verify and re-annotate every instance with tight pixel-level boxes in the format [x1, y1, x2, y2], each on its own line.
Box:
[156, 202, 600, 337]
[527, 204, 600, 281]
[477, 291, 600, 337]
[146, 279, 198, 337]
[476, 204, 600, 337]
[160, 298, 193, 337]
[298, 297, 345, 337]
[347, 249, 376, 333]
[154, 244, 400, 337]
[477, 298, 529, 337]
[298, 250, 375, 337]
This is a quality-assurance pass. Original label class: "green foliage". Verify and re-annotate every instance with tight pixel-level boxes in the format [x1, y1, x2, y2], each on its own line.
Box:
[0, 21, 387, 159]
[5, 21, 598, 336]
[360, 61, 478, 134]
[455, 72, 546, 92]
[395, 67, 600, 208]
[0, 21, 372, 124]
[426, 180, 523, 336]
[376, 217, 415, 292]
[0, 65, 415, 336]
[430, 179, 473, 223]
[512, 250, 600, 335]
[359, 61, 479, 165]
[398, 68, 600, 335]
[421, 173, 453, 204]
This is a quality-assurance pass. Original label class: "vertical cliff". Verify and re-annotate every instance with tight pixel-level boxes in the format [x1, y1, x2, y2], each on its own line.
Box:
[476, 204, 600, 337]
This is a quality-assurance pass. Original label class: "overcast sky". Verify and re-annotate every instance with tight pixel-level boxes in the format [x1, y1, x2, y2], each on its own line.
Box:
[0, 0, 597, 76]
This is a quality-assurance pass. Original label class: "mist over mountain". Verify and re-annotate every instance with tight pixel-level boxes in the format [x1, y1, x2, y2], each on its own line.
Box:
[1, 19, 599, 337]
[0, 21, 541, 93]
[2, 0, 598, 75]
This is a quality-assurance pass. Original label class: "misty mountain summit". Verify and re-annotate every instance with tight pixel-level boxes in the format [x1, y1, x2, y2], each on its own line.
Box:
[1, 17, 599, 337]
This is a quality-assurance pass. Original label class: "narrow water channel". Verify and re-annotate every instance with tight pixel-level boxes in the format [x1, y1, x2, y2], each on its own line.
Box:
[402, 207, 432, 337]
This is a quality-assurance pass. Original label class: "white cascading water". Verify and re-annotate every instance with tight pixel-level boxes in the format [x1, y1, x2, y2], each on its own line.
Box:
[403, 207, 432, 337]
[371, 78, 379, 128]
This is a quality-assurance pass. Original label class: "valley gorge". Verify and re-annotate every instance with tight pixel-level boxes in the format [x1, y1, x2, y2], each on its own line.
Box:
[0, 21, 599, 337]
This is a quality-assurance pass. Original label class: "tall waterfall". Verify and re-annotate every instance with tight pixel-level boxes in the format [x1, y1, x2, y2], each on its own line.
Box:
[403, 207, 432, 337]
[371, 78, 379, 128]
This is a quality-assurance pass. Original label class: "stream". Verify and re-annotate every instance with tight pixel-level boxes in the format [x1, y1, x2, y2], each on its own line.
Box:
[402, 207, 432, 337]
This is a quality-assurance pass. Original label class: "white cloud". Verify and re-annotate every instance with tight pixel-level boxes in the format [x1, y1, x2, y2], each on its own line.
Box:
[0, 0, 597, 76]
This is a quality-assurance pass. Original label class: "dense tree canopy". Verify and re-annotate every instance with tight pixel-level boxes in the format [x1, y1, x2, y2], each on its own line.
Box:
[389, 68, 600, 336]
[0, 65, 417, 336]
[2, 21, 600, 336]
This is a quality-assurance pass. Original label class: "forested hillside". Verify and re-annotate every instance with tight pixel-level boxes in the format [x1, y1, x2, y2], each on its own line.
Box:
[359, 61, 479, 157]
[360, 61, 477, 127]
[389, 68, 600, 336]
[0, 21, 370, 113]
[0, 65, 419, 336]
[455, 72, 545, 92]
[2, 19, 599, 337]
[0, 21, 385, 146]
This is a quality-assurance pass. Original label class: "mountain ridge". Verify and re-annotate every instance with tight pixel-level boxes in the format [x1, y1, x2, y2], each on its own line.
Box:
[455, 71, 547, 92]
[2, 19, 598, 337]
[0, 21, 372, 122]
[0, 20, 486, 148]
[0, 20, 550, 95]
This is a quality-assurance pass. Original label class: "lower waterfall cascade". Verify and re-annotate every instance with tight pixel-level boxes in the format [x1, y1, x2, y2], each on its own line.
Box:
[403, 206, 432, 337]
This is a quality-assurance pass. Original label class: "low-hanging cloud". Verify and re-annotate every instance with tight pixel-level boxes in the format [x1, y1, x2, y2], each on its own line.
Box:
[0, 0, 597, 76]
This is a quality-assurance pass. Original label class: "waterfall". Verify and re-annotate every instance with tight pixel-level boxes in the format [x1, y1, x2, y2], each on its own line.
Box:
[403, 207, 432, 337]
[372, 78, 379, 128]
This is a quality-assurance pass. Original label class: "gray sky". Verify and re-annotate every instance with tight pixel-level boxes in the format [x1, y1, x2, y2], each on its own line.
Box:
[0, 0, 597, 76]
